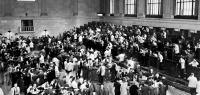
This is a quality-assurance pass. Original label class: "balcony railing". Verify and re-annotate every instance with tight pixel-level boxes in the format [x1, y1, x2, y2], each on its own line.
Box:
[21, 26, 34, 32]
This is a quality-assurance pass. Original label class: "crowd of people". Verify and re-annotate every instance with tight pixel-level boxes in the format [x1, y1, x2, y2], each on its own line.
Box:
[1, 21, 199, 95]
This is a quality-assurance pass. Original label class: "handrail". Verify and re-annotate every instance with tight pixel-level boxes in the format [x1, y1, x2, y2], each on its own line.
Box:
[21, 26, 34, 31]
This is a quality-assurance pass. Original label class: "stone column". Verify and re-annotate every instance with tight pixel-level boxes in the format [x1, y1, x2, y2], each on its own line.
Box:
[0, 0, 4, 16]
[114, 0, 120, 16]
[72, 0, 78, 16]
[197, 0, 200, 20]
[105, 0, 110, 16]
[137, 0, 145, 18]
[99, 0, 106, 14]
[163, 0, 174, 19]
[40, 0, 48, 16]
[4, 0, 13, 16]
[119, 0, 124, 16]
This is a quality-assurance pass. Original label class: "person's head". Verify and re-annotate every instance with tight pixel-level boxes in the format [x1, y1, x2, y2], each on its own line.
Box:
[14, 83, 18, 87]
[33, 83, 37, 88]
[36, 78, 40, 83]
[122, 77, 127, 82]
[150, 69, 153, 73]
[28, 84, 32, 88]
[191, 73, 194, 76]
[155, 73, 159, 77]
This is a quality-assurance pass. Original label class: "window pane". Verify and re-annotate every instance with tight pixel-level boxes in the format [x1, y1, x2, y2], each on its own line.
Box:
[124, 0, 136, 15]
[146, 0, 162, 15]
[175, 0, 196, 16]
[110, 0, 114, 14]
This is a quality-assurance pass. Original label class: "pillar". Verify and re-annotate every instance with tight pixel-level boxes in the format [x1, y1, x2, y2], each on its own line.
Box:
[137, 0, 145, 18]
[163, 0, 174, 19]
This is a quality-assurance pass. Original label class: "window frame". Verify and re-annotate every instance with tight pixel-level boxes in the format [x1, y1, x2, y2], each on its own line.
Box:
[174, 0, 198, 19]
[124, 0, 137, 17]
[21, 20, 34, 32]
[110, 0, 115, 16]
[146, 0, 163, 18]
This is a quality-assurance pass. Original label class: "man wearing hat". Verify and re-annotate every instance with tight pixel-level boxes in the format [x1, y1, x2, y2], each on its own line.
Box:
[97, 62, 106, 85]
[188, 73, 198, 95]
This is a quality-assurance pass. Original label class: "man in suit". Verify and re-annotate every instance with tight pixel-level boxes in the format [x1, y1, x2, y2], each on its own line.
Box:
[97, 63, 106, 85]
[11, 83, 20, 95]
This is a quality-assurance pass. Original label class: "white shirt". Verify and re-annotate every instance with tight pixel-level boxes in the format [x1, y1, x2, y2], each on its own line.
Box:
[158, 53, 163, 63]
[174, 44, 180, 54]
[111, 35, 115, 42]
[0, 88, 4, 95]
[98, 65, 106, 76]
[137, 36, 145, 44]
[189, 59, 199, 67]
[80, 83, 87, 91]
[71, 81, 78, 89]
[27, 86, 32, 94]
[64, 61, 68, 70]
[29, 42, 34, 48]
[22, 42, 26, 48]
[188, 75, 197, 88]
[26, 46, 31, 53]
[196, 81, 200, 94]
[179, 58, 185, 69]
[39, 55, 44, 63]
[66, 62, 74, 71]
[74, 34, 77, 40]
[96, 28, 101, 32]
[11, 87, 20, 95]
[89, 53, 95, 61]
[79, 35, 83, 42]
[117, 54, 125, 62]
[52, 57, 59, 66]
[94, 50, 99, 59]
[104, 49, 111, 57]
[127, 59, 135, 69]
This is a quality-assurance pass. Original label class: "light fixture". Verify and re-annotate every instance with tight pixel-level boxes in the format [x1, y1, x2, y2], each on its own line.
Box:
[174, 28, 180, 31]
[161, 27, 166, 30]
[44, 29, 47, 36]
[8, 30, 11, 39]
[97, 13, 104, 16]
[190, 30, 197, 33]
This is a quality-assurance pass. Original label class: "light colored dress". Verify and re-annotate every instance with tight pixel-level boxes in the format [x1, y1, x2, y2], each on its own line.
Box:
[120, 82, 128, 95]
[0, 88, 4, 95]
[196, 81, 200, 95]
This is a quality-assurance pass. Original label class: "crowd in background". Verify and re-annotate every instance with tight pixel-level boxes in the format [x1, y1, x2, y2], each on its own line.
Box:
[1, 21, 200, 95]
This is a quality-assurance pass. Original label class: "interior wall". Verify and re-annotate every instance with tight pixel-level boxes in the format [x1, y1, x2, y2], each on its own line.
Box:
[100, 0, 200, 31]
[0, 0, 100, 37]
[102, 16, 200, 30]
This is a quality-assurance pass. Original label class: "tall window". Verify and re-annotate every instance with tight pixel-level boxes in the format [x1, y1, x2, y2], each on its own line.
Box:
[125, 0, 137, 16]
[175, 0, 197, 18]
[110, 0, 114, 14]
[21, 20, 34, 31]
[146, 0, 162, 17]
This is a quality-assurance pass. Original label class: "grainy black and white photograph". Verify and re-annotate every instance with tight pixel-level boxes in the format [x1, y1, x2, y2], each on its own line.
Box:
[0, 0, 199, 95]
